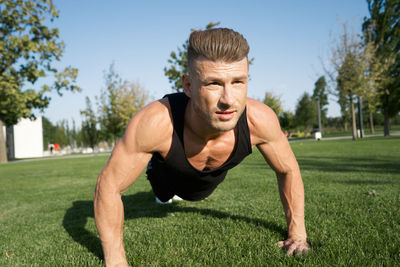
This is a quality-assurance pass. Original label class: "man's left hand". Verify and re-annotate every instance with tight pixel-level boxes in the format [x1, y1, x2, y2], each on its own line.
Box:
[277, 238, 310, 256]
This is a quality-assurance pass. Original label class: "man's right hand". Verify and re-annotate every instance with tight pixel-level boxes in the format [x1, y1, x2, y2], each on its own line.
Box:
[277, 238, 310, 256]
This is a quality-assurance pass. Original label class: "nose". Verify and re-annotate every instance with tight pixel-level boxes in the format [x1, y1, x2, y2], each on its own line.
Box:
[219, 86, 234, 109]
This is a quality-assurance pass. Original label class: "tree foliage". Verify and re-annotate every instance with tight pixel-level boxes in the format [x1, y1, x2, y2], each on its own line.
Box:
[294, 92, 317, 132]
[337, 84, 351, 131]
[115, 81, 149, 129]
[324, 19, 396, 139]
[97, 64, 122, 143]
[0, 0, 80, 162]
[97, 64, 150, 144]
[325, 23, 379, 140]
[263, 92, 283, 116]
[279, 111, 295, 131]
[80, 97, 99, 150]
[0, 0, 80, 125]
[42, 116, 70, 149]
[312, 76, 329, 122]
[336, 42, 362, 140]
[358, 41, 394, 134]
[362, 0, 400, 136]
[42, 116, 55, 149]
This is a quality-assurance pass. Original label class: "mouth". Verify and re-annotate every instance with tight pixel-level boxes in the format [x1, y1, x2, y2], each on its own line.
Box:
[215, 110, 236, 120]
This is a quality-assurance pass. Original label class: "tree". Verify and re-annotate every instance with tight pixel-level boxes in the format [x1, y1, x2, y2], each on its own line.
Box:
[80, 97, 99, 150]
[263, 92, 283, 116]
[279, 111, 295, 132]
[362, 0, 400, 136]
[337, 85, 351, 131]
[312, 76, 329, 123]
[325, 21, 394, 139]
[42, 116, 56, 150]
[294, 92, 317, 133]
[42, 117, 71, 150]
[69, 119, 78, 148]
[97, 64, 124, 144]
[164, 22, 221, 92]
[98, 64, 150, 145]
[115, 81, 150, 130]
[0, 0, 80, 163]
[324, 23, 367, 140]
[357, 41, 394, 134]
[54, 120, 69, 147]
[336, 50, 361, 140]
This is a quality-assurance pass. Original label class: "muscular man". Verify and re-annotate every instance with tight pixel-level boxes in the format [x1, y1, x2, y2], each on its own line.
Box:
[94, 28, 310, 266]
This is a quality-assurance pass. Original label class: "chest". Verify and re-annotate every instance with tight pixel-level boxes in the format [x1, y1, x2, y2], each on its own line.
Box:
[183, 130, 236, 171]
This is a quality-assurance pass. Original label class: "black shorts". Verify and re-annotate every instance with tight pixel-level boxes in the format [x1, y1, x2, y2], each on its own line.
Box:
[146, 154, 228, 202]
[146, 160, 176, 202]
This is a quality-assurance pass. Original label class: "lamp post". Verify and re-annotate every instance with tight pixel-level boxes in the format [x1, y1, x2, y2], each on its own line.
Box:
[357, 96, 364, 138]
[316, 96, 322, 135]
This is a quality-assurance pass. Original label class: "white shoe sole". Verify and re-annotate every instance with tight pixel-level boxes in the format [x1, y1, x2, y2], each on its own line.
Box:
[172, 195, 183, 201]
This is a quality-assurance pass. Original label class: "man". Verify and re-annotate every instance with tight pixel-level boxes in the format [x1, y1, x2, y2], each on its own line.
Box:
[94, 28, 310, 267]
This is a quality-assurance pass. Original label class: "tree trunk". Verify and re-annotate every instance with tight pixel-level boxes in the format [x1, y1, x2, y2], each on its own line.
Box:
[0, 120, 8, 163]
[384, 110, 390, 136]
[344, 120, 348, 131]
[350, 96, 357, 141]
[369, 111, 375, 135]
[383, 94, 390, 136]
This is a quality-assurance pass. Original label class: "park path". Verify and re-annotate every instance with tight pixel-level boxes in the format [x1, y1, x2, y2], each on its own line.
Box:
[289, 131, 400, 143]
[5, 152, 109, 164]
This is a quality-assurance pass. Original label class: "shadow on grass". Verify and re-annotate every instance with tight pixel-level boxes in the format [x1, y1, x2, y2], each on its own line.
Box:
[240, 156, 400, 185]
[63, 191, 286, 261]
[297, 156, 400, 175]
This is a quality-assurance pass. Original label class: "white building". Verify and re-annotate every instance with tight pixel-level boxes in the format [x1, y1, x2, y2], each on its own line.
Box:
[3, 117, 43, 159]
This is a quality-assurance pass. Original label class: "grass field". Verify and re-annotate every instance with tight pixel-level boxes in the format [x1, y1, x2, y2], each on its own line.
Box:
[1, 137, 399, 266]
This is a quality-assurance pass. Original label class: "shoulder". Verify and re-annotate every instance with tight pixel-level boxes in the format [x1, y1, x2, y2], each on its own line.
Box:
[122, 97, 173, 154]
[246, 97, 283, 145]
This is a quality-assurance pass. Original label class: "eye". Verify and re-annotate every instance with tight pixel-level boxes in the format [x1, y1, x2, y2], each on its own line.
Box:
[233, 80, 243, 84]
[207, 81, 220, 86]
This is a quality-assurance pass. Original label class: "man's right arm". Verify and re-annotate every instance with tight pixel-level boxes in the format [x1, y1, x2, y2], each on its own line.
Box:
[94, 100, 172, 267]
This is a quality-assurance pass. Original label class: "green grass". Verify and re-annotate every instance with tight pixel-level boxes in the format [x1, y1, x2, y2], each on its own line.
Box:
[1, 137, 400, 266]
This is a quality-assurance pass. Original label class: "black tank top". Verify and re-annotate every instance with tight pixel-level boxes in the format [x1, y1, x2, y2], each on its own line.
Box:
[150, 92, 252, 201]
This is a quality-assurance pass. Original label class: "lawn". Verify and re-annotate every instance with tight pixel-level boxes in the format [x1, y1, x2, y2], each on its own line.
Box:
[0, 137, 399, 266]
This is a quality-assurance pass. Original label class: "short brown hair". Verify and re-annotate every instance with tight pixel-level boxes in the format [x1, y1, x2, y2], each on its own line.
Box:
[187, 28, 250, 74]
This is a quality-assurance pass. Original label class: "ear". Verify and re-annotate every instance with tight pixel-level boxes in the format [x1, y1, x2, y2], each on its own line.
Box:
[182, 74, 192, 98]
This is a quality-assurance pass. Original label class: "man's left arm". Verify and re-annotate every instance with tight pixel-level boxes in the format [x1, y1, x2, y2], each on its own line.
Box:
[247, 98, 310, 255]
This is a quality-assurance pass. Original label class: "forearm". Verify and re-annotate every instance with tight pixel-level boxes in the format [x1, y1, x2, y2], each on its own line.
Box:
[94, 181, 128, 266]
[277, 171, 307, 240]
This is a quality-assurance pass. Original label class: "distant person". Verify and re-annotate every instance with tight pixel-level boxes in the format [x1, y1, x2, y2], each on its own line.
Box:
[94, 28, 310, 266]
[49, 144, 54, 154]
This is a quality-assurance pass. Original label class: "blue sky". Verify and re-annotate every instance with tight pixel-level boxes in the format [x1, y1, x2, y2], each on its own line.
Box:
[42, 0, 370, 125]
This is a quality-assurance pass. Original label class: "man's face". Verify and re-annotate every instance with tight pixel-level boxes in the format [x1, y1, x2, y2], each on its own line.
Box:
[184, 57, 248, 133]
